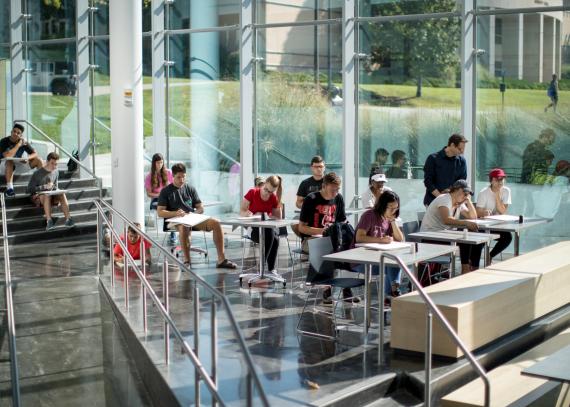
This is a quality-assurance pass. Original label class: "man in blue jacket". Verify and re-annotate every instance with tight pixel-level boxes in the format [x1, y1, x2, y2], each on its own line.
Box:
[423, 134, 468, 207]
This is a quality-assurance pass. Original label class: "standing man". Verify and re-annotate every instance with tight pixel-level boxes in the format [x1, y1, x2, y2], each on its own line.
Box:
[27, 152, 75, 231]
[1, 123, 43, 197]
[157, 163, 237, 270]
[545, 73, 559, 113]
[423, 134, 468, 207]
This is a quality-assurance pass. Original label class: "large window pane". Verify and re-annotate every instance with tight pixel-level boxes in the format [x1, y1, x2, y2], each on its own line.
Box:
[357, 17, 461, 219]
[27, 43, 78, 156]
[167, 30, 240, 209]
[168, 0, 239, 30]
[1, 49, 10, 136]
[26, 0, 76, 40]
[476, 11, 569, 252]
[256, 0, 343, 25]
[92, 0, 109, 36]
[359, 0, 457, 18]
[92, 39, 111, 187]
[0, 1, 9, 44]
[256, 24, 343, 214]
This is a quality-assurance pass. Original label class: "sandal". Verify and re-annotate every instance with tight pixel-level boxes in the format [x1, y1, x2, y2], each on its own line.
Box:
[180, 261, 190, 272]
[216, 258, 237, 269]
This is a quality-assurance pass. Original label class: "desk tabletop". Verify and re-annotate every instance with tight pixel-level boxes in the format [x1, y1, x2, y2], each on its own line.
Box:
[322, 243, 457, 265]
[522, 344, 570, 383]
[477, 217, 552, 232]
[409, 230, 499, 245]
[219, 216, 299, 228]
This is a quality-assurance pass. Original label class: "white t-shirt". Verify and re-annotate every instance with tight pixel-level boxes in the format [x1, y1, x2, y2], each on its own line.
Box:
[361, 186, 393, 208]
[476, 186, 511, 215]
[420, 193, 465, 232]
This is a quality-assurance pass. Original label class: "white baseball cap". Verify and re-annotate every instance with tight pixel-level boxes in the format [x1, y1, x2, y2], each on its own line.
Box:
[371, 173, 388, 183]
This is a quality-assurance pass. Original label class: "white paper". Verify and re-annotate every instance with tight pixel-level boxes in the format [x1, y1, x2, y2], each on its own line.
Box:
[166, 213, 210, 227]
[237, 215, 262, 220]
[355, 241, 411, 251]
[470, 219, 498, 225]
[115, 259, 143, 268]
[485, 214, 519, 222]
[38, 189, 67, 196]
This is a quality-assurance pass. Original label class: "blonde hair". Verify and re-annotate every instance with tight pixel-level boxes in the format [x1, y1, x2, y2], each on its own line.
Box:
[265, 175, 283, 202]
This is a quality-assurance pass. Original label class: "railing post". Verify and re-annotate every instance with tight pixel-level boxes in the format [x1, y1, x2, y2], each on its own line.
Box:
[96, 210, 101, 275]
[211, 297, 218, 407]
[110, 216, 115, 287]
[378, 255, 385, 364]
[163, 258, 170, 364]
[246, 372, 253, 407]
[123, 223, 129, 310]
[194, 281, 201, 406]
[141, 236, 147, 333]
[425, 310, 433, 407]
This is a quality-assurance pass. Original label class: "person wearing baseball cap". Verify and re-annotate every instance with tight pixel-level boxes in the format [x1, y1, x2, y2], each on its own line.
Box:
[476, 168, 513, 260]
[362, 168, 392, 208]
[421, 179, 483, 274]
[423, 133, 468, 207]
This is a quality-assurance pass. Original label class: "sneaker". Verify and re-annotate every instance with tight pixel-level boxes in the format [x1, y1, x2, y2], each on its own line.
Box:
[5, 188, 15, 197]
[46, 219, 55, 231]
[391, 282, 401, 298]
[342, 288, 360, 303]
[269, 269, 281, 277]
[322, 287, 332, 305]
[180, 261, 190, 272]
[64, 218, 75, 228]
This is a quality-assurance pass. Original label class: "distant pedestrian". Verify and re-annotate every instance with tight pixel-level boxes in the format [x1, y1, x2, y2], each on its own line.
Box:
[545, 74, 559, 113]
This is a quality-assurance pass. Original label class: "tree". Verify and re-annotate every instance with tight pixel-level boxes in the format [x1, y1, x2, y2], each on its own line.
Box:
[362, 0, 460, 97]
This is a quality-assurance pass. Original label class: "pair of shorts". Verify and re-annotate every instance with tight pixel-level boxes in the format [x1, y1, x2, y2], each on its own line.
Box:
[31, 194, 62, 207]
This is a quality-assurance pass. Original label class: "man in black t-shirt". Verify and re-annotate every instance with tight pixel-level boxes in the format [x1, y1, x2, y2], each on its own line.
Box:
[1, 123, 43, 197]
[157, 163, 237, 270]
[295, 155, 326, 209]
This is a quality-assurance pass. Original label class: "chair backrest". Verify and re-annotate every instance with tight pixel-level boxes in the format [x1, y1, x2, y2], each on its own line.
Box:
[417, 211, 426, 226]
[308, 237, 336, 275]
[402, 220, 419, 240]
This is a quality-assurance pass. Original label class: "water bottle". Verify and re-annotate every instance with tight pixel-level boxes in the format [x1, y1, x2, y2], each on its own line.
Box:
[463, 228, 468, 239]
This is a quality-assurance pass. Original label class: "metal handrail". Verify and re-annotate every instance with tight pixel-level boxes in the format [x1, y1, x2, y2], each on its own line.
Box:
[1, 193, 21, 406]
[378, 252, 490, 407]
[94, 199, 269, 407]
[13, 119, 103, 199]
[93, 117, 151, 162]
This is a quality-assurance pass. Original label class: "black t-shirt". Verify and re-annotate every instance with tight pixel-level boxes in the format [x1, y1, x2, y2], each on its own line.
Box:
[299, 191, 346, 238]
[0, 136, 35, 159]
[157, 183, 201, 213]
[296, 176, 323, 198]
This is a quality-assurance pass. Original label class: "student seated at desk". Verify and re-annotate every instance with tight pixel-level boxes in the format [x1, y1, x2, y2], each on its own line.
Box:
[240, 175, 283, 276]
[113, 223, 152, 267]
[361, 169, 392, 208]
[476, 168, 512, 260]
[27, 152, 75, 231]
[145, 153, 175, 244]
[353, 190, 404, 302]
[157, 163, 237, 270]
[420, 180, 481, 274]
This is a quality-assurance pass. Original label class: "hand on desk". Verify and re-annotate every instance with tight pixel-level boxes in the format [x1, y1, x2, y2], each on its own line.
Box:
[464, 221, 479, 232]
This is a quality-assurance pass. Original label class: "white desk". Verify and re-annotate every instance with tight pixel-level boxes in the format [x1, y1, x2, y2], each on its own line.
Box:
[522, 344, 570, 383]
[323, 243, 458, 342]
[476, 217, 552, 256]
[219, 217, 299, 287]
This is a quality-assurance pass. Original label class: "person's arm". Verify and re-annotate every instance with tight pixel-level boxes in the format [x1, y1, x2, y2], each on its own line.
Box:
[390, 220, 404, 242]
[476, 206, 492, 218]
[270, 205, 282, 220]
[2, 139, 24, 158]
[459, 197, 478, 220]
[336, 194, 347, 223]
[239, 198, 253, 217]
[355, 228, 393, 244]
[295, 195, 304, 209]
[26, 171, 52, 194]
[194, 202, 204, 214]
[113, 242, 124, 264]
[144, 246, 152, 264]
[423, 155, 440, 197]
[157, 205, 186, 219]
[298, 221, 324, 236]
[494, 190, 508, 214]
[144, 174, 159, 198]
[437, 206, 478, 231]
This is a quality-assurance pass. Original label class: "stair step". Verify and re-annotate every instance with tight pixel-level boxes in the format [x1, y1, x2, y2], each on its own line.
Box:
[1, 197, 111, 221]
[0, 166, 80, 186]
[1, 210, 99, 233]
[8, 177, 99, 195]
[2, 187, 106, 207]
[1, 220, 98, 244]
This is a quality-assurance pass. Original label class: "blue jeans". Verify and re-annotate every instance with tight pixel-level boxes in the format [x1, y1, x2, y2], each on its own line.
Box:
[352, 264, 401, 296]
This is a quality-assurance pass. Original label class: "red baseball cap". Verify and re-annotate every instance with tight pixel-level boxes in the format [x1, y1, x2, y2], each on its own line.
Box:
[489, 168, 506, 179]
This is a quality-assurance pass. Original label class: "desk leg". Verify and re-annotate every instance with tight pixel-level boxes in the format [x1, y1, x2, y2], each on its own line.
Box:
[484, 242, 490, 267]
[364, 264, 371, 339]
[451, 242, 457, 277]
[514, 232, 520, 256]
[378, 258, 385, 364]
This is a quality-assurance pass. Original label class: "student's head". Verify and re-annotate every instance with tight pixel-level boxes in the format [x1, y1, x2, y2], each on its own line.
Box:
[11, 123, 24, 138]
[545, 151, 555, 166]
[152, 153, 165, 171]
[369, 173, 388, 195]
[45, 152, 59, 172]
[391, 149, 406, 166]
[310, 155, 325, 178]
[553, 73, 558, 81]
[151, 153, 169, 188]
[373, 190, 400, 219]
[254, 176, 265, 188]
[127, 222, 142, 244]
[261, 175, 282, 202]
[488, 168, 506, 187]
[171, 163, 187, 187]
[539, 128, 556, 146]
[321, 172, 341, 199]
[447, 134, 468, 156]
[449, 179, 473, 205]
[374, 148, 389, 165]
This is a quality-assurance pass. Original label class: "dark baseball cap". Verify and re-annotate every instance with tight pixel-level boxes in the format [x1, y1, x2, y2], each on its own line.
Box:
[451, 179, 473, 195]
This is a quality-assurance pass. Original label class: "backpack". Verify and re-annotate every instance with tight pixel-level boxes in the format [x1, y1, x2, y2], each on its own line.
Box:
[323, 222, 355, 253]
[67, 150, 79, 173]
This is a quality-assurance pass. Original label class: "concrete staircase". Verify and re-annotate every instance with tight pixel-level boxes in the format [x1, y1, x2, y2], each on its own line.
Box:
[0, 164, 110, 243]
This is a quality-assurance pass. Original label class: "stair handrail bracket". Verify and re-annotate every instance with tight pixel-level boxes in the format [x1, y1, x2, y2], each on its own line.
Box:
[1, 193, 22, 406]
[13, 119, 103, 199]
[378, 252, 491, 407]
[94, 199, 269, 407]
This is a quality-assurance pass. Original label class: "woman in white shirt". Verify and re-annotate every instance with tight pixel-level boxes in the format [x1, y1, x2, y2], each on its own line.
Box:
[476, 168, 512, 260]
[361, 172, 392, 208]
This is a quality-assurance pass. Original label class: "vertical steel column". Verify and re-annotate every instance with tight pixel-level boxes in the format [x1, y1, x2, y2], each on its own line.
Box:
[76, 0, 92, 176]
[461, 0, 476, 186]
[110, 216, 115, 287]
[194, 281, 201, 405]
[164, 0, 172, 166]
[378, 256, 385, 363]
[210, 298, 218, 407]
[123, 223, 129, 309]
[163, 258, 170, 364]
[240, 0, 255, 193]
[10, 0, 28, 124]
[152, 0, 167, 156]
[96, 210, 101, 275]
[425, 310, 433, 407]
[141, 235, 147, 332]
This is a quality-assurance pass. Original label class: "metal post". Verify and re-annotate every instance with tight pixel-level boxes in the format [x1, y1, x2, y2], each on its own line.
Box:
[123, 224, 129, 309]
[425, 311, 433, 407]
[110, 216, 115, 287]
[96, 210, 101, 275]
[450, 242, 457, 277]
[164, 2, 171, 167]
[89, 6, 97, 176]
[246, 372, 253, 407]
[141, 236, 147, 332]
[514, 232, 520, 256]
[163, 258, 170, 364]
[194, 281, 201, 406]
[378, 256, 385, 363]
[211, 297, 218, 407]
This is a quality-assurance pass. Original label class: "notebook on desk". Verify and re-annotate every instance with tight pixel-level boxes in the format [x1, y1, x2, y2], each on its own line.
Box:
[166, 213, 210, 227]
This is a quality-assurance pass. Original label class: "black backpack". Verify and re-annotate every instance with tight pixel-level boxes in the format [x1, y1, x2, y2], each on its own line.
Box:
[67, 150, 79, 173]
[323, 222, 355, 253]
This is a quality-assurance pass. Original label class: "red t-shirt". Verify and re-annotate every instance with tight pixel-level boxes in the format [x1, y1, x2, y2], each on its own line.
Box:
[244, 187, 279, 215]
[113, 235, 152, 260]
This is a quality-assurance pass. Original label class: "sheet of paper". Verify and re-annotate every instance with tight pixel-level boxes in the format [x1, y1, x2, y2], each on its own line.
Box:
[38, 189, 67, 196]
[355, 241, 411, 251]
[470, 219, 499, 225]
[166, 212, 210, 227]
[115, 259, 143, 268]
[485, 214, 519, 222]
[237, 215, 262, 220]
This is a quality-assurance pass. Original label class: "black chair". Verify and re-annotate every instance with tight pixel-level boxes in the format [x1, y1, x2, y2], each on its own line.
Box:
[296, 237, 365, 340]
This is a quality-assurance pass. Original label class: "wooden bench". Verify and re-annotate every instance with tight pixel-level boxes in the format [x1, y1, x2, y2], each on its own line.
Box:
[441, 328, 570, 406]
[391, 241, 570, 358]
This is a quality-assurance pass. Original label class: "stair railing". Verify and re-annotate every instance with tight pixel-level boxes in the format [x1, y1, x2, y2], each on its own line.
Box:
[378, 252, 490, 407]
[14, 119, 103, 199]
[94, 199, 269, 407]
[1, 193, 21, 407]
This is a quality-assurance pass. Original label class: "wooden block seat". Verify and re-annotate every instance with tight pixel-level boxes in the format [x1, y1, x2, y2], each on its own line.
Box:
[441, 328, 570, 407]
[391, 241, 570, 358]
